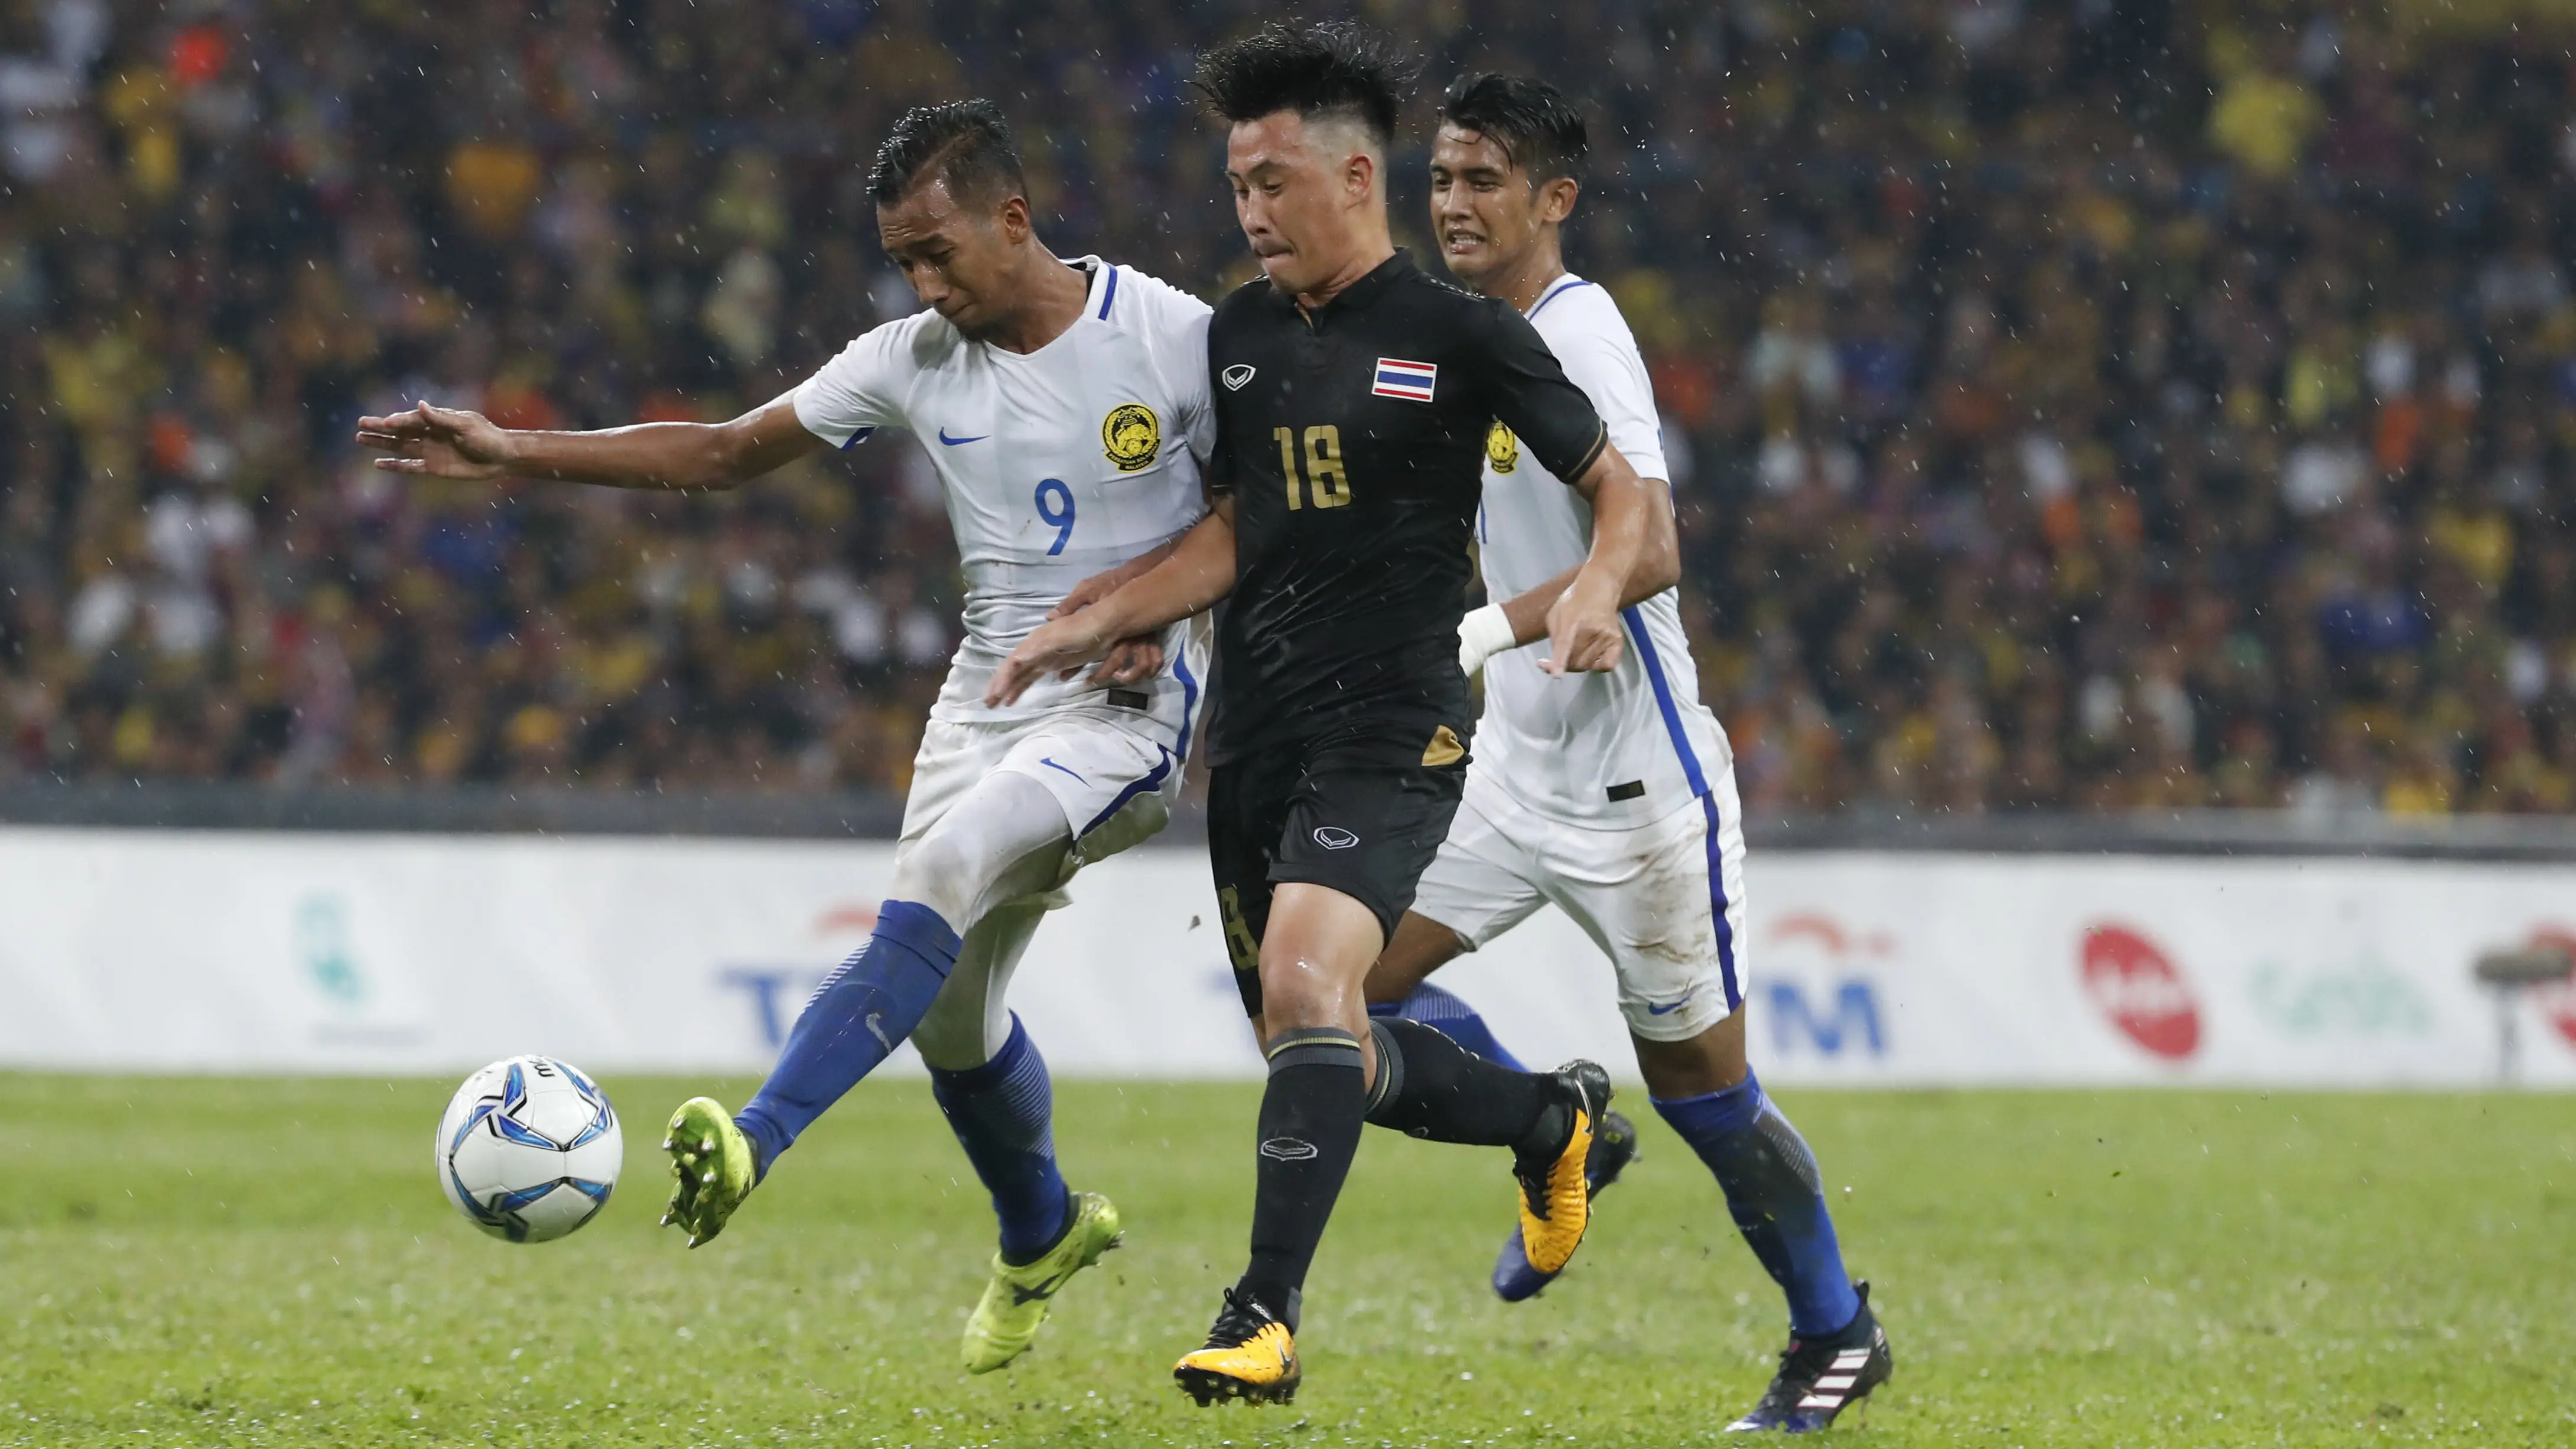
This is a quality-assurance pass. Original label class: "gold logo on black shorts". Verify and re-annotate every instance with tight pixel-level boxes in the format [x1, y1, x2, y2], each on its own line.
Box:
[1102, 402, 1160, 472]
[1217, 886, 1263, 976]
[1423, 724, 1466, 767]
[1486, 421, 1520, 474]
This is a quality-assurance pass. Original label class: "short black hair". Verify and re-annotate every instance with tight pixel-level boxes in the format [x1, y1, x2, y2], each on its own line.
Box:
[1439, 73, 1588, 185]
[869, 100, 1027, 207]
[1191, 19, 1417, 151]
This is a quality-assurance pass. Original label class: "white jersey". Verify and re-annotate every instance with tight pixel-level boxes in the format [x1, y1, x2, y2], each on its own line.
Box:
[793, 257, 1212, 724]
[1474, 272, 1727, 826]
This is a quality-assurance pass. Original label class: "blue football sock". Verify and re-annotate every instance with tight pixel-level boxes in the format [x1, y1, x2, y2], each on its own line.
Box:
[1655, 1071, 1861, 1338]
[929, 1013, 1074, 1263]
[1368, 982, 1527, 1073]
[736, 899, 960, 1177]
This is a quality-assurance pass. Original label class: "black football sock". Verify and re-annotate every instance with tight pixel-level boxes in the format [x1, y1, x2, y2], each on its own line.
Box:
[1364, 1017, 1563, 1151]
[1237, 1027, 1368, 1327]
[1368, 982, 1528, 1070]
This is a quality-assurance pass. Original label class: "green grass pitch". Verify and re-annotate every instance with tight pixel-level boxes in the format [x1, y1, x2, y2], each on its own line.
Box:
[1, 1076, 2569, 1447]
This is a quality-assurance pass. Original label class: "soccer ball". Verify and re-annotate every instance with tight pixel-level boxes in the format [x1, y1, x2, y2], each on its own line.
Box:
[435, 1055, 623, 1243]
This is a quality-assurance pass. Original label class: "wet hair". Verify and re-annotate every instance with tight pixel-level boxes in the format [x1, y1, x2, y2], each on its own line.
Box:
[869, 100, 1027, 207]
[1191, 19, 1417, 151]
[1439, 73, 1588, 186]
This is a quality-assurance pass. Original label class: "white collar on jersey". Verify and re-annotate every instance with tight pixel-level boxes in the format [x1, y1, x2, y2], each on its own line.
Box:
[1526, 272, 1595, 320]
[1058, 254, 1118, 323]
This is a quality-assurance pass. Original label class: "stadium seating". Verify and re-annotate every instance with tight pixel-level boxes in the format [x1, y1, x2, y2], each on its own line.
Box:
[0, 2, 2568, 816]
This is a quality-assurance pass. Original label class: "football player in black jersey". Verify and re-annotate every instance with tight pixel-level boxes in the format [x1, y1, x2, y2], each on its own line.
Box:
[988, 21, 1681, 1406]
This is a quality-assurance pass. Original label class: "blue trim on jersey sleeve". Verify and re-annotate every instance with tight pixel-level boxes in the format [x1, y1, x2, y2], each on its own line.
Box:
[1526, 278, 1595, 320]
[840, 425, 875, 452]
[1098, 265, 1120, 320]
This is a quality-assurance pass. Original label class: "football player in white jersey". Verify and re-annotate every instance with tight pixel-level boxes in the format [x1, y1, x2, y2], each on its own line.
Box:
[356, 101, 1209, 1374]
[1366, 76, 1895, 1430]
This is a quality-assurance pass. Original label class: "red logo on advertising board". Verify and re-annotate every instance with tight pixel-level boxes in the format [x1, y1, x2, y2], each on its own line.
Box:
[1768, 913, 1897, 963]
[814, 904, 880, 937]
[2081, 924, 2201, 1061]
[2523, 927, 2576, 1048]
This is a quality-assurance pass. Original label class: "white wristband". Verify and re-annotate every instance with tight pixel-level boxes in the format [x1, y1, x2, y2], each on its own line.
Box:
[1456, 603, 1519, 679]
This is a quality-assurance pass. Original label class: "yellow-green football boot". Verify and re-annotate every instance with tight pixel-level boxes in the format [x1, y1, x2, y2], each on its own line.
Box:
[960, 1191, 1124, 1372]
[661, 1096, 759, 1247]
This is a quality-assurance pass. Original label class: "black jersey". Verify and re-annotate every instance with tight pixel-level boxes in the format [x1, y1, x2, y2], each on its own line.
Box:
[1202, 250, 1609, 762]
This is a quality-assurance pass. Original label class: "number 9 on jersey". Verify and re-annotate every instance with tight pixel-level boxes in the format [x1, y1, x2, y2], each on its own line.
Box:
[1035, 477, 1075, 555]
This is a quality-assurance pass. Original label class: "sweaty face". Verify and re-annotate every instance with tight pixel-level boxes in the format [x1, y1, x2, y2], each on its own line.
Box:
[1226, 111, 1371, 298]
[1429, 124, 1544, 287]
[877, 178, 1014, 339]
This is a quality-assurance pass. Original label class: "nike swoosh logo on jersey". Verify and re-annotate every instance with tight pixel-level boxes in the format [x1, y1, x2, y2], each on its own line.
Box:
[1221, 364, 1256, 391]
[1645, 990, 1698, 1016]
[938, 428, 988, 445]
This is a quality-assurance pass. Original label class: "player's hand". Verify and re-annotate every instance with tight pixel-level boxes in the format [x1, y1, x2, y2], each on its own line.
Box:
[1046, 568, 1163, 682]
[990, 613, 1119, 707]
[1541, 576, 1626, 675]
[1048, 567, 1128, 622]
[1078, 635, 1165, 684]
[355, 402, 516, 479]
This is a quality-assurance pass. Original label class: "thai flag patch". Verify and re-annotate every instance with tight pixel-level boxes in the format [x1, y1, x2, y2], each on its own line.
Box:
[1371, 357, 1439, 403]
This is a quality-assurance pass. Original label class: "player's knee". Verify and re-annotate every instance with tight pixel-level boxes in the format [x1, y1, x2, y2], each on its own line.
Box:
[1254, 965, 1341, 1033]
[1254, 885, 1383, 1033]
[1632, 1006, 1749, 1098]
[888, 834, 984, 928]
[1256, 949, 1374, 1036]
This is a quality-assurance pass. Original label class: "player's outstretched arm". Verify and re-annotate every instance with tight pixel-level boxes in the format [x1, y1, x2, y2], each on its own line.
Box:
[1048, 534, 1186, 622]
[354, 397, 822, 492]
[1049, 533, 1191, 686]
[987, 502, 1238, 707]
[1459, 467, 1680, 677]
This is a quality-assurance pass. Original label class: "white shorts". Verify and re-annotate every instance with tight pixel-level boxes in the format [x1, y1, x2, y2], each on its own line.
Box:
[1410, 759, 1749, 1042]
[901, 693, 1187, 875]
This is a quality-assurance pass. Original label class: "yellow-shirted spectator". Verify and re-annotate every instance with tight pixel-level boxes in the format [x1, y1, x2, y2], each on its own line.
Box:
[2429, 506, 2514, 593]
[2209, 59, 2321, 178]
[445, 139, 545, 240]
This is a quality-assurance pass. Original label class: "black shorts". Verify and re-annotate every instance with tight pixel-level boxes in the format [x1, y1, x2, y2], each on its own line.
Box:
[1208, 725, 1469, 1019]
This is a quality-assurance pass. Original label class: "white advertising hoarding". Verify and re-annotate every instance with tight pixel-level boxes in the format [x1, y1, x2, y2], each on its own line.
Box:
[1, 827, 2572, 1087]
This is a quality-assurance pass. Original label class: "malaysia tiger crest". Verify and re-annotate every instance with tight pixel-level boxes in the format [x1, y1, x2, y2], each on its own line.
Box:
[1102, 402, 1160, 472]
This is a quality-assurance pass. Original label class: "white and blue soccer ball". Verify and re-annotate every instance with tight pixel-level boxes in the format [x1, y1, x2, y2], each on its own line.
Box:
[435, 1055, 623, 1243]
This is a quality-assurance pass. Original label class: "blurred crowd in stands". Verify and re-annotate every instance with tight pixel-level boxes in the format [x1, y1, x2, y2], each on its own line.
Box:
[4, 0, 2574, 817]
